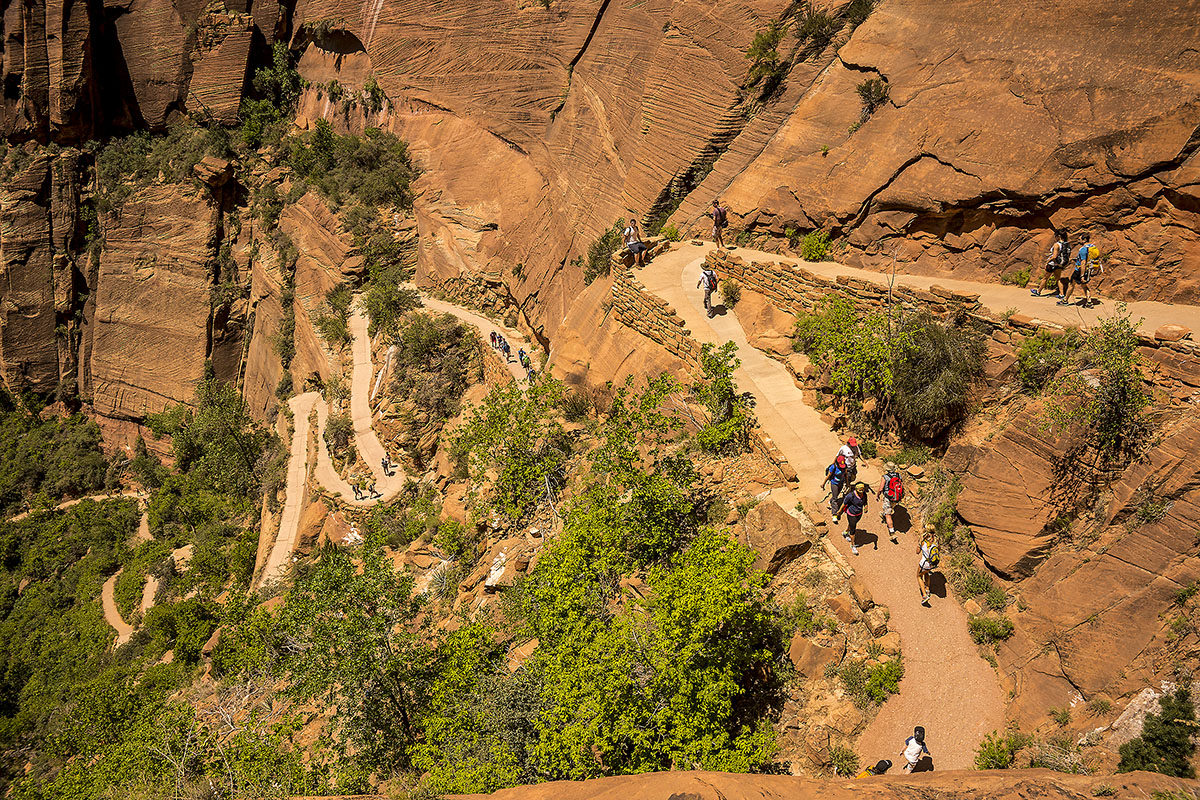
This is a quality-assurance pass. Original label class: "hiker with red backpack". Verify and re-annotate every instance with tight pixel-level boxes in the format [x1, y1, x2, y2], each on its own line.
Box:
[697, 265, 720, 318]
[876, 462, 904, 543]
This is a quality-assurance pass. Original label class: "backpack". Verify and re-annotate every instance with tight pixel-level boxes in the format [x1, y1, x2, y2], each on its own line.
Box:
[1087, 244, 1100, 263]
[1055, 240, 1069, 268]
[703, 270, 718, 291]
[924, 540, 940, 568]
[884, 472, 904, 503]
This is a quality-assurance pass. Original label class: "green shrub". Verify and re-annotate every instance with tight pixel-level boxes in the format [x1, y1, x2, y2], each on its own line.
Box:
[795, 1, 838, 56]
[1050, 706, 1071, 727]
[579, 221, 625, 285]
[660, 222, 682, 241]
[864, 658, 904, 703]
[1000, 266, 1031, 287]
[1176, 581, 1199, 606]
[855, 78, 889, 121]
[1015, 329, 1081, 394]
[693, 342, 754, 454]
[844, 0, 876, 29]
[721, 279, 742, 308]
[890, 311, 985, 439]
[894, 443, 932, 465]
[974, 728, 1029, 769]
[1088, 697, 1113, 716]
[745, 21, 788, 100]
[1118, 687, 1196, 777]
[830, 744, 859, 776]
[859, 439, 878, 459]
[960, 566, 994, 597]
[435, 519, 473, 561]
[985, 585, 1008, 610]
[323, 411, 354, 459]
[800, 230, 829, 261]
[968, 614, 1015, 645]
[1092, 786, 1116, 796]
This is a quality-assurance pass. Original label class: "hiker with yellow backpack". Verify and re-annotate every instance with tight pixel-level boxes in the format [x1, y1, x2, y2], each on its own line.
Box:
[1058, 234, 1103, 308]
[918, 525, 940, 606]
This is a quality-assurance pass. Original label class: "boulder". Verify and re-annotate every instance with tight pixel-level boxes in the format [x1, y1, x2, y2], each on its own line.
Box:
[850, 576, 874, 611]
[1154, 324, 1192, 342]
[863, 606, 889, 637]
[788, 634, 839, 678]
[736, 290, 795, 356]
[737, 500, 812, 575]
[825, 593, 857, 625]
[876, 630, 903, 654]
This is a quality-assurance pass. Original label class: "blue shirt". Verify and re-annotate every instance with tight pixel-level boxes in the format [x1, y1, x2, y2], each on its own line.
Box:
[1075, 243, 1093, 265]
[841, 490, 868, 517]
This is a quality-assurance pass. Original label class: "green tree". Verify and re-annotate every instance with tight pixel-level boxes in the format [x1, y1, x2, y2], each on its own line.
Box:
[146, 379, 276, 498]
[1047, 308, 1151, 466]
[1118, 687, 1196, 777]
[890, 311, 985, 438]
[452, 378, 569, 521]
[745, 20, 788, 99]
[279, 544, 430, 773]
[794, 297, 902, 400]
[692, 342, 755, 453]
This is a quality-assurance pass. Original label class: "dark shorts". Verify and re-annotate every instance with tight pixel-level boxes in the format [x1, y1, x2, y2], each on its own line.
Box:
[627, 242, 648, 255]
[1070, 267, 1085, 284]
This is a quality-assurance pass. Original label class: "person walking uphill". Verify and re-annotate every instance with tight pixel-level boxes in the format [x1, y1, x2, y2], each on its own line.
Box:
[821, 454, 849, 517]
[917, 525, 940, 605]
[697, 264, 719, 318]
[709, 199, 728, 249]
[1032, 231, 1069, 297]
[876, 462, 904, 543]
[834, 481, 869, 556]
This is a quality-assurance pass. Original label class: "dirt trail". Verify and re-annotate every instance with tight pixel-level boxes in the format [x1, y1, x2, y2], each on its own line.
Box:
[257, 294, 532, 588]
[6, 490, 142, 523]
[101, 570, 135, 646]
[638, 244, 1006, 770]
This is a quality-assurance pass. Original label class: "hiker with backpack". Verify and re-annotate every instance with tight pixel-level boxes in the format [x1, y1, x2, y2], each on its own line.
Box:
[1031, 231, 1069, 297]
[697, 265, 720, 318]
[709, 199, 728, 249]
[875, 462, 904, 543]
[838, 436, 862, 485]
[917, 525, 939, 605]
[1058, 235, 1102, 307]
[821, 454, 849, 516]
[833, 481, 869, 556]
[900, 726, 931, 773]
[856, 759, 892, 778]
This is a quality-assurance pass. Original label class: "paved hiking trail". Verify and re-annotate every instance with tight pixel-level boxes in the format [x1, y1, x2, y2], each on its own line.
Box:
[640, 243, 1010, 769]
[257, 296, 531, 587]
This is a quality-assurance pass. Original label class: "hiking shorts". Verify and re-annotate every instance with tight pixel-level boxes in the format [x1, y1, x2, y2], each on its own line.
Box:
[880, 496, 894, 515]
[627, 241, 648, 255]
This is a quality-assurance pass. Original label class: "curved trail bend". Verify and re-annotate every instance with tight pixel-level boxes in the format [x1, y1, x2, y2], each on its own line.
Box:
[257, 297, 531, 587]
[639, 243, 1006, 770]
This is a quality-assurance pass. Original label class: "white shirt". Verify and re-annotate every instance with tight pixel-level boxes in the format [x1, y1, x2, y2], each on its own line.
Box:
[838, 443, 860, 468]
[904, 736, 929, 764]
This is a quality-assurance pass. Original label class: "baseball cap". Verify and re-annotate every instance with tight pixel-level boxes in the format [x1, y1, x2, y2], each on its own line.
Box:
[848, 437, 858, 446]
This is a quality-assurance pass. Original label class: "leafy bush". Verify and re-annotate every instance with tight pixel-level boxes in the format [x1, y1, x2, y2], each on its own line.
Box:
[839, 658, 903, 706]
[721, 279, 742, 308]
[693, 342, 755, 454]
[1050, 706, 1071, 727]
[959, 565, 994, 597]
[830, 744, 860, 776]
[968, 614, 1015, 645]
[1118, 687, 1196, 777]
[890, 311, 985, 439]
[0, 403, 110, 515]
[95, 119, 234, 213]
[578, 221, 625, 285]
[1015, 329, 1082, 394]
[1000, 266, 1031, 287]
[800, 230, 830, 261]
[289, 122, 415, 210]
[794, 297, 894, 399]
[1047, 309, 1151, 467]
[894, 443, 932, 465]
[1176, 581, 1200, 606]
[745, 21, 788, 100]
[859, 439, 878, 459]
[856, 78, 889, 122]
[975, 728, 1029, 769]
[239, 42, 302, 149]
[986, 585, 1008, 610]
[660, 222, 682, 241]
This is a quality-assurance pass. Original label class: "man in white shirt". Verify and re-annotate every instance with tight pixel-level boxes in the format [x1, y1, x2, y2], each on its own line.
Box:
[901, 725, 930, 772]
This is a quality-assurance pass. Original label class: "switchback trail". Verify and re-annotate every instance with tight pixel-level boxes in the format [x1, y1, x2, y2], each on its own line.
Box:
[257, 295, 532, 587]
[101, 570, 135, 647]
[639, 243, 1006, 770]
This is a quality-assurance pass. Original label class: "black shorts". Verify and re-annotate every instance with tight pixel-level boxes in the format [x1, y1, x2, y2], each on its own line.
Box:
[1070, 267, 1085, 284]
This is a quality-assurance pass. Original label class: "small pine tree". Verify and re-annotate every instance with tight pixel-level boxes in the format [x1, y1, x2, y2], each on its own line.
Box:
[1117, 687, 1196, 777]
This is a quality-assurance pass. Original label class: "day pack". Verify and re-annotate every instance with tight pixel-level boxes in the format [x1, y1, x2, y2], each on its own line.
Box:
[925, 540, 940, 568]
[704, 271, 719, 291]
[884, 472, 904, 502]
[1056, 241, 1069, 268]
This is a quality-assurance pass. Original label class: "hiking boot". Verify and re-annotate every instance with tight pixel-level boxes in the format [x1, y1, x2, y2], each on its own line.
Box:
[851, 545, 859, 555]
[1029, 288, 1040, 296]
[1056, 300, 1069, 306]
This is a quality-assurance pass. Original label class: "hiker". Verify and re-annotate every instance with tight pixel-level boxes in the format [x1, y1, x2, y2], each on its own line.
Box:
[709, 199, 728, 249]
[856, 759, 893, 778]
[623, 217, 649, 267]
[900, 726, 931, 773]
[381, 455, 391, 476]
[1058, 235, 1101, 307]
[833, 481, 869, 556]
[352, 480, 363, 501]
[876, 462, 904, 543]
[838, 436, 862, 485]
[697, 264, 719, 318]
[490, 331, 498, 349]
[500, 337, 512, 362]
[917, 524, 939, 605]
[1032, 231, 1069, 297]
[518, 348, 529, 368]
[821, 454, 849, 516]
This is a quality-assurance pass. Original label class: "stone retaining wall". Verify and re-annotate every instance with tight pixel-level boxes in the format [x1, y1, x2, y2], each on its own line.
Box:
[706, 250, 1200, 393]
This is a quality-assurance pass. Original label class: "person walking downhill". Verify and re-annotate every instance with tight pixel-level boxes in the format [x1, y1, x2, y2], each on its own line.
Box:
[834, 481, 869, 556]
[821, 454, 849, 517]
[917, 524, 940, 605]
[709, 199, 728, 249]
[697, 264, 720, 318]
[490, 331, 498, 349]
[623, 217, 649, 267]
[1032, 231, 1069, 297]
[900, 726, 931, 773]
[1058, 234, 1098, 307]
[838, 436, 862, 486]
[876, 462, 904, 543]
[500, 337, 512, 362]
[856, 759, 892, 778]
